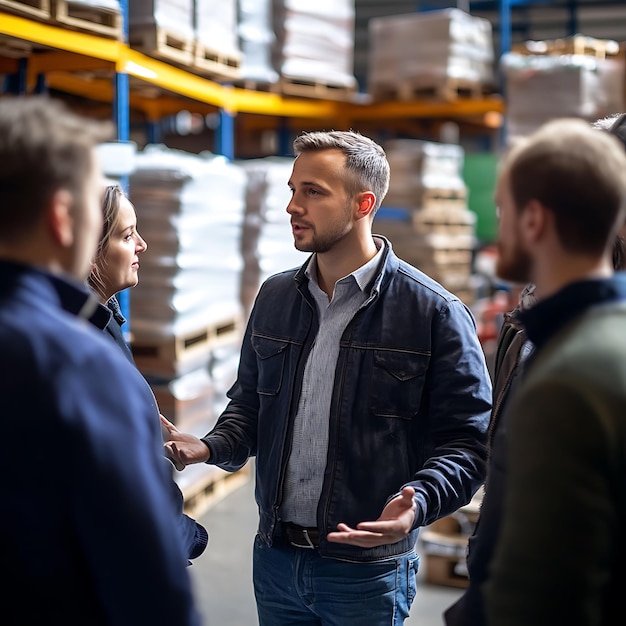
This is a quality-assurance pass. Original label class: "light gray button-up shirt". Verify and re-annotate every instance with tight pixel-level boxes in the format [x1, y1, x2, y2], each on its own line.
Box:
[280, 238, 385, 527]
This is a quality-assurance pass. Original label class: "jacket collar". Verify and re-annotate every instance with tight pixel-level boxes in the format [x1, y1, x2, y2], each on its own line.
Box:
[294, 235, 398, 300]
[0, 259, 98, 320]
[520, 274, 626, 350]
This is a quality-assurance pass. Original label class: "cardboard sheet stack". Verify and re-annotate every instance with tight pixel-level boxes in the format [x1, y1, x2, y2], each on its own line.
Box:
[502, 36, 625, 142]
[374, 139, 477, 305]
[238, 0, 279, 84]
[272, 0, 357, 91]
[368, 8, 495, 101]
[238, 157, 307, 319]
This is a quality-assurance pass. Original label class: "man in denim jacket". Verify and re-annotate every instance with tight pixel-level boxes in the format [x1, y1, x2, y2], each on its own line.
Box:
[164, 130, 491, 625]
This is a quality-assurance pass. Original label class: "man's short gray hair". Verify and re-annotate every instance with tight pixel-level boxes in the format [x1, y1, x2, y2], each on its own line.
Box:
[293, 130, 390, 215]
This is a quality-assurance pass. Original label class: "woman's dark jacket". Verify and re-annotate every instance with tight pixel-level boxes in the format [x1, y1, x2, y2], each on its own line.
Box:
[91, 297, 208, 562]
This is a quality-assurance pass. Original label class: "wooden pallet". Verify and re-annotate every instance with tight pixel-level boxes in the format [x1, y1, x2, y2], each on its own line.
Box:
[129, 25, 194, 67]
[279, 76, 357, 101]
[132, 313, 243, 379]
[53, 0, 122, 40]
[192, 42, 241, 81]
[233, 78, 280, 94]
[371, 77, 491, 103]
[0, 0, 50, 20]
[412, 207, 476, 236]
[512, 35, 621, 60]
[181, 463, 251, 519]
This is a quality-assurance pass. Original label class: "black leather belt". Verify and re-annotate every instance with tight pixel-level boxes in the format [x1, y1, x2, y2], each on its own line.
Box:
[283, 523, 320, 549]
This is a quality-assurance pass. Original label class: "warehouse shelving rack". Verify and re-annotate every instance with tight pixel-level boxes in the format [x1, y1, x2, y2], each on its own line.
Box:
[0, 10, 505, 154]
[0, 2, 504, 321]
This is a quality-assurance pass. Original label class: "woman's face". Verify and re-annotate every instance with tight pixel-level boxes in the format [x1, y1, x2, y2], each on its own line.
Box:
[98, 195, 147, 301]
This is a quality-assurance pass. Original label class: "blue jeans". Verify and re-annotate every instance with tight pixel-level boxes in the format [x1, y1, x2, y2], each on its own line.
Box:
[253, 535, 419, 625]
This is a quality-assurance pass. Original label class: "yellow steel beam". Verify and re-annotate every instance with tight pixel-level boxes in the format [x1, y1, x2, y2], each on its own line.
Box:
[0, 13, 122, 61]
[45, 72, 217, 121]
[0, 14, 505, 123]
[347, 96, 505, 121]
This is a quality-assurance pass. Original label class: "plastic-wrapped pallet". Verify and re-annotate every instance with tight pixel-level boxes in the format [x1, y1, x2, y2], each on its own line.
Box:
[272, 0, 357, 94]
[129, 0, 195, 64]
[238, 0, 279, 85]
[368, 8, 495, 101]
[129, 145, 246, 379]
[502, 49, 625, 142]
[194, 0, 238, 55]
[238, 157, 307, 318]
[193, 0, 242, 79]
[129, 0, 194, 38]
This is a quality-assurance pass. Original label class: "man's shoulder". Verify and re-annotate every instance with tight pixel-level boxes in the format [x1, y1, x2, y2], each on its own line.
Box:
[258, 267, 300, 294]
[392, 258, 463, 305]
[1, 294, 136, 376]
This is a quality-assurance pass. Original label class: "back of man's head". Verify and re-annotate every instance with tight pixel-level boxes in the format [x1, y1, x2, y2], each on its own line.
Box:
[506, 118, 626, 258]
[0, 96, 112, 244]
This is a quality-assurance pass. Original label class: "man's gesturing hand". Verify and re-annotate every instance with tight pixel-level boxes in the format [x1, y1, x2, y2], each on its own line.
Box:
[326, 486, 417, 548]
[161, 415, 211, 470]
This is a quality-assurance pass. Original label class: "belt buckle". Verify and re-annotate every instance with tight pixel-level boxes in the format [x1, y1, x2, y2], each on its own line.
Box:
[288, 525, 317, 549]
[297, 528, 316, 550]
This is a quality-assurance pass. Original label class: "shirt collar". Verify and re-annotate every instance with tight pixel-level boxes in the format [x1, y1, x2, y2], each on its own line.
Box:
[106, 295, 127, 326]
[305, 237, 385, 294]
[520, 274, 626, 350]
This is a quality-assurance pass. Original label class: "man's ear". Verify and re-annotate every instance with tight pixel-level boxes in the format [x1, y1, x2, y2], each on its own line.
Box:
[47, 189, 74, 247]
[522, 199, 549, 244]
[355, 191, 376, 220]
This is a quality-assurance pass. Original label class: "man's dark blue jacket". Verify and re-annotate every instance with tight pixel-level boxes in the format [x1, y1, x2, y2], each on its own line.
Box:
[203, 237, 492, 561]
[0, 260, 199, 625]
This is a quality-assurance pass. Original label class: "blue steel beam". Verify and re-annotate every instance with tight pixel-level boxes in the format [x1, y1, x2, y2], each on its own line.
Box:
[114, 0, 131, 326]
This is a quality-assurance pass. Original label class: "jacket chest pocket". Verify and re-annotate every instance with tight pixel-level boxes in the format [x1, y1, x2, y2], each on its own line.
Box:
[371, 350, 429, 420]
[252, 335, 289, 395]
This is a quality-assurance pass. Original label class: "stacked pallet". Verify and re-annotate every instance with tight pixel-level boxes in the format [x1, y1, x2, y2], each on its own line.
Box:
[238, 157, 307, 318]
[237, 0, 279, 88]
[503, 35, 625, 142]
[0, 0, 123, 39]
[374, 139, 477, 306]
[419, 487, 483, 588]
[129, 145, 248, 516]
[272, 0, 357, 100]
[128, 145, 246, 381]
[128, 0, 195, 67]
[368, 8, 495, 102]
[193, 0, 241, 80]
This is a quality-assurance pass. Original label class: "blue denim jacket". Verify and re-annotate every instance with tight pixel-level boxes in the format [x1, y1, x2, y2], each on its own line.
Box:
[203, 237, 492, 561]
